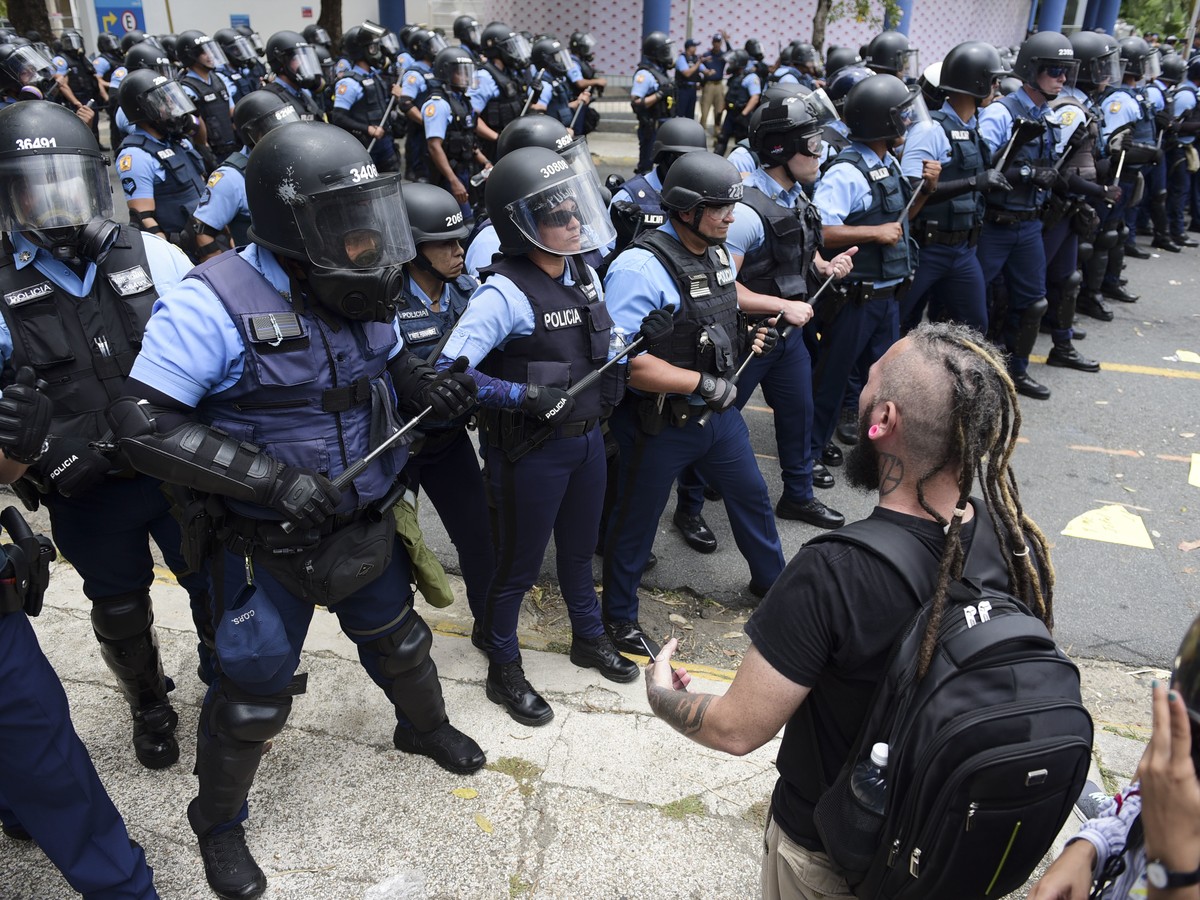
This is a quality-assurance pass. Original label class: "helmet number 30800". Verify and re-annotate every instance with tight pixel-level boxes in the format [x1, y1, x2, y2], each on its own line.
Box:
[350, 163, 378, 183]
[540, 159, 568, 178]
[15, 137, 57, 150]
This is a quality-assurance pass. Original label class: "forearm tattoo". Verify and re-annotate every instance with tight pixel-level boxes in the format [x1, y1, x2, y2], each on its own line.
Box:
[648, 684, 713, 738]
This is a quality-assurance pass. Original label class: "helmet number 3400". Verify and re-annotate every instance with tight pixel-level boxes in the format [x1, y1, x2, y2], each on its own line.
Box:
[350, 163, 379, 183]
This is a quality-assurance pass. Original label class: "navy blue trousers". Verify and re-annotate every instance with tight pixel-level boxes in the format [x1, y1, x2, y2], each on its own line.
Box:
[900, 241, 987, 334]
[977, 218, 1047, 371]
[677, 332, 816, 512]
[0, 611, 158, 899]
[1168, 146, 1192, 236]
[483, 428, 606, 664]
[1042, 217, 1079, 343]
[603, 398, 784, 623]
[636, 119, 658, 173]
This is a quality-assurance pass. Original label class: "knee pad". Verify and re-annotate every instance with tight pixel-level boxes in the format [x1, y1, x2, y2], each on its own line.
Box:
[1095, 228, 1119, 251]
[91, 590, 153, 641]
[1022, 297, 1049, 324]
[1064, 270, 1083, 294]
[1077, 241, 1093, 263]
[210, 681, 292, 743]
[374, 614, 433, 679]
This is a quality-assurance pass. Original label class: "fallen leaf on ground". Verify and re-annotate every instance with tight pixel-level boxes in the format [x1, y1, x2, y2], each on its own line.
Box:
[1180, 539, 1200, 553]
[452, 787, 478, 799]
[474, 814, 493, 833]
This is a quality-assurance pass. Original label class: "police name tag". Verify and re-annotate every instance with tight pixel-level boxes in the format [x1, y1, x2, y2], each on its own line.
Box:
[407, 326, 439, 342]
[4, 281, 53, 306]
[363, 78, 375, 86]
[715, 267, 735, 286]
[396, 309, 429, 320]
[643, 214, 665, 225]
[543, 307, 582, 329]
[203, 93, 217, 102]
[579, 282, 599, 302]
[107, 266, 153, 296]
[868, 167, 891, 182]
[951, 130, 970, 140]
[157, 148, 175, 160]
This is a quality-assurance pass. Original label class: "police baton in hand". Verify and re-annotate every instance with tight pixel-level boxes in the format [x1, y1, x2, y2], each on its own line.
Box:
[697, 311, 786, 428]
[366, 95, 397, 153]
[520, 68, 546, 117]
[569, 91, 590, 132]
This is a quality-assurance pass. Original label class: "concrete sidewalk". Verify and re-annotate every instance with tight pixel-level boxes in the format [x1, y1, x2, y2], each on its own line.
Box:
[1, 557, 1149, 899]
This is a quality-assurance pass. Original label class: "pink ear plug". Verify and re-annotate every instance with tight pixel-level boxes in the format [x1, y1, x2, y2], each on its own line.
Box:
[868, 424, 881, 438]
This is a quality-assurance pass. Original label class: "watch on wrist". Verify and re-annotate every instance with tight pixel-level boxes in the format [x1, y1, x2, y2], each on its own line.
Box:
[1147, 859, 1200, 889]
[1019, 164, 1033, 182]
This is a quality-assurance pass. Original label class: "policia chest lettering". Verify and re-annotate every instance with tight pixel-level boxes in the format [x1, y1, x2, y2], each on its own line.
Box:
[543, 306, 584, 330]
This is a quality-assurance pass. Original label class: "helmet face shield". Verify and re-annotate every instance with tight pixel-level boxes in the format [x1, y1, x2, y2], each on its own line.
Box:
[1141, 48, 1162, 80]
[505, 170, 616, 255]
[194, 38, 229, 69]
[500, 33, 532, 66]
[459, 22, 481, 45]
[899, 48, 921, 80]
[545, 47, 572, 76]
[286, 44, 323, 86]
[4, 45, 54, 86]
[62, 32, 85, 54]
[222, 35, 256, 64]
[893, 88, 931, 136]
[292, 173, 416, 269]
[0, 153, 113, 233]
[560, 137, 606, 187]
[1087, 48, 1124, 87]
[380, 33, 401, 58]
[803, 88, 839, 126]
[139, 78, 197, 124]
[441, 60, 476, 90]
[241, 104, 300, 146]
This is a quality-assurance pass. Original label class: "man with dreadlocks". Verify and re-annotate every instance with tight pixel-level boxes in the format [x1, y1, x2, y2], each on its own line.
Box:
[644, 321, 1054, 900]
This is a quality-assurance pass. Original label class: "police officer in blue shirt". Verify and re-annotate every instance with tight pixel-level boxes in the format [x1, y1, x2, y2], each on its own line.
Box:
[454, 15, 485, 61]
[1165, 56, 1200, 244]
[185, 90, 300, 264]
[976, 31, 1078, 400]
[175, 31, 237, 169]
[470, 23, 541, 164]
[812, 75, 936, 485]
[715, 49, 762, 156]
[568, 30, 607, 135]
[212, 28, 259, 101]
[116, 69, 206, 244]
[864, 30, 919, 81]
[50, 29, 101, 144]
[109, 122, 486, 900]
[421, 47, 491, 215]
[768, 45, 807, 88]
[533, 36, 590, 130]
[675, 39, 704, 120]
[631, 31, 678, 174]
[901, 41, 1013, 334]
[331, 26, 402, 173]
[397, 28, 446, 181]
[0, 100, 212, 771]
[262, 30, 325, 122]
[603, 152, 786, 651]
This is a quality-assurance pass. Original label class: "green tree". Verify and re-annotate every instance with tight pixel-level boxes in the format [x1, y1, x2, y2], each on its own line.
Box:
[1120, 0, 1189, 36]
[812, 0, 906, 53]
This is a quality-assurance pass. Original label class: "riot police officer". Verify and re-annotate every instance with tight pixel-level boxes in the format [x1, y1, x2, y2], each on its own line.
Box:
[50, 29, 101, 144]
[471, 23, 540, 163]
[262, 30, 325, 121]
[111, 122, 486, 899]
[436, 146, 645, 725]
[397, 28, 447, 181]
[568, 30, 607, 101]
[176, 31, 238, 167]
[825, 45, 861, 80]
[331, 25, 401, 173]
[0, 100, 212, 770]
[184, 90, 300, 263]
[864, 30, 918, 81]
[213, 27, 260, 100]
[454, 15, 484, 61]
[422, 46, 490, 214]
[1165, 54, 1200, 245]
[715, 49, 761, 156]
[533, 36, 588, 129]
[603, 152, 787, 650]
[1112, 36, 1170, 257]
[630, 31, 677, 173]
[116, 69, 206, 245]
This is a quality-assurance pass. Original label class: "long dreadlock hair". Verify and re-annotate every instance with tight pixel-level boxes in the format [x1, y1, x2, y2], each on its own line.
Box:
[881, 323, 1055, 678]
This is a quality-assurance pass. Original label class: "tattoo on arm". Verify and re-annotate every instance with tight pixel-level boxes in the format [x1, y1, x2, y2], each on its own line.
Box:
[648, 684, 713, 737]
[879, 453, 904, 496]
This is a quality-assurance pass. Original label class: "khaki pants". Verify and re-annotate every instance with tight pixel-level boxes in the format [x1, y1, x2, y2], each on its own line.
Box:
[700, 81, 726, 134]
[761, 815, 855, 900]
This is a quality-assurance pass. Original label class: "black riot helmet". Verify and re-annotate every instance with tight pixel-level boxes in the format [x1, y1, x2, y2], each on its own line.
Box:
[158, 34, 179, 63]
[176, 30, 228, 70]
[118, 68, 196, 134]
[1119, 35, 1161, 80]
[865, 30, 917, 77]
[214, 27, 256, 65]
[1013, 31, 1079, 97]
[745, 39, 765, 63]
[408, 28, 447, 63]
[123, 42, 174, 77]
[570, 31, 597, 61]
[652, 116, 708, 163]
[482, 23, 531, 67]
[302, 25, 331, 50]
[235, 26, 266, 57]
[791, 41, 820, 71]
[432, 46, 475, 91]
[404, 182, 471, 244]
[751, 96, 823, 166]
[642, 31, 674, 67]
[843, 73, 930, 142]
[0, 42, 55, 95]
[726, 48, 751, 75]
[826, 64, 873, 113]
[485, 146, 615, 256]
[266, 31, 323, 88]
[660, 151, 744, 212]
[0, 100, 119, 261]
[59, 29, 85, 55]
[939, 41, 1006, 99]
[1169, 612, 1200, 774]
[531, 37, 571, 77]
[1069, 30, 1123, 89]
[246, 122, 416, 321]
[341, 26, 382, 65]
[1162, 52, 1186, 85]
[826, 45, 860, 79]
[313, 44, 335, 86]
[97, 33, 120, 56]
[496, 115, 572, 159]
[232, 89, 300, 148]
[120, 30, 146, 54]
[454, 16, 481, 47]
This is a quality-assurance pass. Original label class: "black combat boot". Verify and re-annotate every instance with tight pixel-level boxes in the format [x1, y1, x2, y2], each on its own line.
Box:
[486, 659, 554, 726]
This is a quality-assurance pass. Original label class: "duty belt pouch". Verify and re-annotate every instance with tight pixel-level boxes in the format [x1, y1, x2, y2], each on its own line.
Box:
[1042, 191, 1070, 232]
[256, 510, 396, 607]
[815, 282, 851, 328]
[635, 395, 670, 436]
[180, 494, 222, 575]
[1070, 202, 1100, 239]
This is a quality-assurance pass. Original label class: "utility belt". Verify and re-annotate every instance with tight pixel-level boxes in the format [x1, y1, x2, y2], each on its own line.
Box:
[983, 207, 1042, 226]
[915, 223, 980, 247]
[845, 280, 903, 304]
[477, 408, 599, 456]
[631, 392, 704, 437]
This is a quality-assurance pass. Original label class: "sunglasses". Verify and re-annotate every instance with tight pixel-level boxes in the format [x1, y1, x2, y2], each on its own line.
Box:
[538, 205, 582, 227]
[1041, 65, 1070, 78]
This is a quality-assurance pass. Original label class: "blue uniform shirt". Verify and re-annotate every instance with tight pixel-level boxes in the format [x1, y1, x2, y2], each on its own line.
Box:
[191, 145, 250, 231]
[1173, 84, 1198, 144]
[814, 141, 903, 289]
[92, 55, 112, 79]
[333, 63, 384, 111]
[725, 167, 805, 258]
[422, 95, 463, 140]
[400, 62, 432, 100]
[775, 70, 801, 85]
[565, 59, 583, 84]
[0, 231, 192, 366]
[901, 100, 975, 177]
[727, 144, 758, 176]
[1097, 86, 1145, 142]
[468, 67, 550, 116]
[631, 66, 665, 99]
[50, 55, 69, 77]
[464, 224, 501, 279]
[978, 86, 1047, 153]
[116, 126, 200, 202]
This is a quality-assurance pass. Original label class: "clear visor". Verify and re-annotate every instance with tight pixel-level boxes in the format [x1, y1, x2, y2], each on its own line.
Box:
[62, 33, 85, 53]
[560, 137, 605, 187]
[426, 34, 448, 55]
[287, 44, 323, 81]
[1035, 57, 1080, 93]
[223, 35, 256, 64]
[0, 154, 112, 233]
[894, 88, 931, 135]
[900, 48, 921, 80]
[1087, 48, 1124, 86]
[146, 58, 176, 78]
[3, 45, 53, 85]
[803, 88, 839, 126]
[461, 24, 481, 45]
[293, 174, 416, 268]
[1142, 48, 1162, 80]
[312, 28, 330, 46]
[549, 47, 573, 74]
[140, 79, 198, 121]
[242, 104, 300, 146]
[505, 170, 616, 256]
[500, 33, 532, 64]
[576, 34, 596, 54]
[380, 33, 401, 57]
[442, 60, 476, 89]
[196, 39, 229, 68]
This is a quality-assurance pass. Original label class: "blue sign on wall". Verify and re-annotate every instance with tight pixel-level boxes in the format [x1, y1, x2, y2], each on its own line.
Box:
[96, 0, 145, 38]
[230, 14, 250, 28]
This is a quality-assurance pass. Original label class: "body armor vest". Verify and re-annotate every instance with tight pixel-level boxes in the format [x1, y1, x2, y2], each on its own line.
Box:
[262, 79, 323, 122]
[737, 187, 822, 299]
[189, 251, 403, 513]
[828, 149, 913, 282]
[395, 274, 473, 358]
[621, 173, 667, 227]
[477, 255, 610, 423]
[725, 72, 751, 112]
[990, 93, 1056, 212]
[915, 110, 987, 233]
[542, 72, 574, 126]
[767, 65, 803, 85]
[180, 71, 237, 157]
[634, 228, 740, 376]
[118, 132, 206, 235]
[633, 61, 675, 122]
[62, 53, 97, 104]
[1058, 101, 1100, 181]
[0, 226, 157, 442]
[1103, 83, 1157, 146]
[480, 62, 525, 134]
[425, 84, 479, 167]
[217, 151, 252, 244]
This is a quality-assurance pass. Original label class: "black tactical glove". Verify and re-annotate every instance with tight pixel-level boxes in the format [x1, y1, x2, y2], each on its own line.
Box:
[609, 200, 643, 248]
[0, 367, 51, 464]
[636, 305, 675, 343]
[264, 466, 341, 528]
[696, 374, 736, 412]
[977, 169, 1013, 193]
[37, 437, 112, 497]
[415, 356, 477, 420]
[1026, 166, 1058, 188]
[753, 325, 780, 357]
[521, 384, 575, 424]
[1102, 184, 1122, 205]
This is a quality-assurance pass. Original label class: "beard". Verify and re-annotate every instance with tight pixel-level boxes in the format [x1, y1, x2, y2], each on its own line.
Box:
[843, 408, 879, 492]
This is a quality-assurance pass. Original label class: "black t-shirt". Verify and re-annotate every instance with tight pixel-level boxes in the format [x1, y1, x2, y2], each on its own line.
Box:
[745, 505, 977, 849]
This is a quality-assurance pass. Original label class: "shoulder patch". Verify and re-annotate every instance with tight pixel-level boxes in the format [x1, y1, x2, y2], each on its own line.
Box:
[424, 103, 437, 117]
[337, 82, 349, 95]
[635, 74, 645, 83]
[1109, 100, 1121, 113]
[118, 154, 132, 172]
[206, 171, 224, 188]
[407, 74, 418, 84]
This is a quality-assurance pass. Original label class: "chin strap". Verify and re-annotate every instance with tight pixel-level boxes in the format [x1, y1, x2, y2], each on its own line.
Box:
[411, 250, 457, 283]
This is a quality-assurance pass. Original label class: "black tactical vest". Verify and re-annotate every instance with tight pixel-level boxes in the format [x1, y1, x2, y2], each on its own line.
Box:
[118, 132, 207, 235]
[477, 255, 610, 422]
[542, 71, 573, 126]
[990, 93, 1056, 212]
[621, 174, 667, 227]
[344, 68, 389, 131]
[737, 186, 822, 299]
[915, 110, 987, 234]
[262, 79, 323, 122]
[424, 84, 479, 167]
[725, 72, 751, 112]
[62, 53, 97, 104]
[394, 274, 473, 358]
[827, 148, 913, 282]
[480, 62, 525, 134]
[0, 227, 157, 442]
[634, 228, 740, 376]
[633, 61, 675, 122]
[180, 71, 237, 157]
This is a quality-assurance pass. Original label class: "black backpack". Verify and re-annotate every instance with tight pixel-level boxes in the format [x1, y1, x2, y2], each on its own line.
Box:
[807, 499, 1094, 900]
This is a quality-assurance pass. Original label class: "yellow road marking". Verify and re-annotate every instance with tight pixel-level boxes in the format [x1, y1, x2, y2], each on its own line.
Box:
[1031, 355, 1200, 380]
